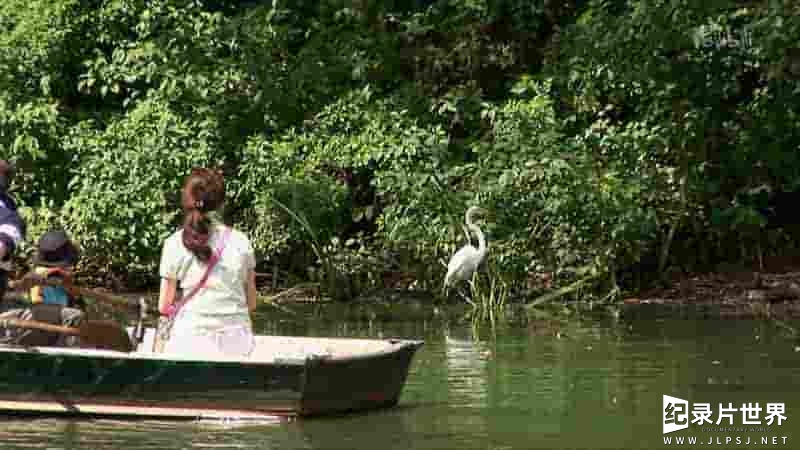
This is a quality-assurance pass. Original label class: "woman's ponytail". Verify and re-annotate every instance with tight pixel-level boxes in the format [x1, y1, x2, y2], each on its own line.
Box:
[180, 168, 225, 264]
[182, 208, 212, 263]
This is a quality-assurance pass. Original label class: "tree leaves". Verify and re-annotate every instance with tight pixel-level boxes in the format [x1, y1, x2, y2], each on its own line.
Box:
[0, 0, 797, 294]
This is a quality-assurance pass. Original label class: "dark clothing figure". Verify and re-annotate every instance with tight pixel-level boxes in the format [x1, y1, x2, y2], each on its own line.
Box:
[0, 160, 25, 300]
[0, 190, 25, 300]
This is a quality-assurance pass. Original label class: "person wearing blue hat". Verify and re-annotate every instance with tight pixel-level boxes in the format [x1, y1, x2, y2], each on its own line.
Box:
[0, 162, 84, 347]
[29, 230, 85, 309]
[0, 230, 86, 346]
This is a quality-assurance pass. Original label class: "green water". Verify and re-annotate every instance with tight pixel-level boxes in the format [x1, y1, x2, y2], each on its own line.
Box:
[1, 303, 799, 449]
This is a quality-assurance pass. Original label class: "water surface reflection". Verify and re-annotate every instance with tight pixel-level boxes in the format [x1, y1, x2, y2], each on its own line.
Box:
[1, 304, 798, 449]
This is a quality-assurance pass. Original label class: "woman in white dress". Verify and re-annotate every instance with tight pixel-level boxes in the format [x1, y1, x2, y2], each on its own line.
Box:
[157, 168, 257, 357]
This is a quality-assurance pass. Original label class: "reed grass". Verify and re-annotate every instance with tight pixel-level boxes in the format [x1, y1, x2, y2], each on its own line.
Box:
[267, 197, 345, 300]
[464, 262, 511, 327]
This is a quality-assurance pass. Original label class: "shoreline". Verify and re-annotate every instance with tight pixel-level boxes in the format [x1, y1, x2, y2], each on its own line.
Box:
[60, 259, 800, 320]
[621, 260, 800, 319]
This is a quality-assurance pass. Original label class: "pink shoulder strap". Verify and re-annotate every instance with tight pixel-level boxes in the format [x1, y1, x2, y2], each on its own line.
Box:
[165, 226, 232, 319]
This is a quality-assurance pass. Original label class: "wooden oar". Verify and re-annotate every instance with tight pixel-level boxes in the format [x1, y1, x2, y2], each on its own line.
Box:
[0, 318, 134, 352]
[9, 274, 147, 317]
[74, 286, 147, 316]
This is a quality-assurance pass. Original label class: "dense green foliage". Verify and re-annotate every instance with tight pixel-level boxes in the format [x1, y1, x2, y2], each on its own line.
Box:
[2, 0, 799, 300]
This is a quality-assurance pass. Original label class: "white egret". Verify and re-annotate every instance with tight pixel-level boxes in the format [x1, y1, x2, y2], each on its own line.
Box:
[444, 206, 488, 290]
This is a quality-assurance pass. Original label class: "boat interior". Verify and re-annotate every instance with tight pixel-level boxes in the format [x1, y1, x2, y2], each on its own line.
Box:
[0, 327, 408, 364]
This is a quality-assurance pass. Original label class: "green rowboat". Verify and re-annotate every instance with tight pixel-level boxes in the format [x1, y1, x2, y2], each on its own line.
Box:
[0, 328, 423, 420]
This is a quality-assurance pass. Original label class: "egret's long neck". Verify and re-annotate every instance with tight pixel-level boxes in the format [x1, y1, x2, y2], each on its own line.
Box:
[466, 213, 487, 258]
[472, 225, 486, 256]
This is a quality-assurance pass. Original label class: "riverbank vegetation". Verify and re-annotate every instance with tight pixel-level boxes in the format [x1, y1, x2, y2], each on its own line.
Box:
[2, 0, 799, 307]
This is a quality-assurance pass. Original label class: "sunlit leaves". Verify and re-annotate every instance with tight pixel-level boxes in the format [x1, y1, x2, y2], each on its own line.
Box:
[62, 99, 219, 272]
[0, 0, 798, 295]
